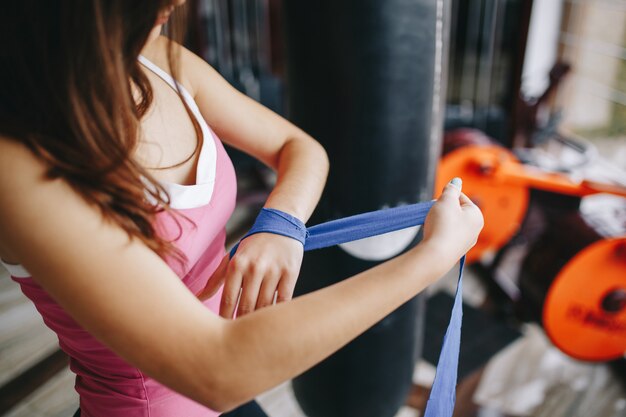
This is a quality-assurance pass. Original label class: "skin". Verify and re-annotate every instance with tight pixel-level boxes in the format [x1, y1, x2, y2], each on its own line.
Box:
[141, 5, 328, 319]
[0, 2, 484, 413]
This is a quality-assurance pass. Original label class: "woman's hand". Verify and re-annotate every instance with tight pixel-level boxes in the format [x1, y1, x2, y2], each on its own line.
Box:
[422, 178, 484, 263]
[200, 233, 304, 318]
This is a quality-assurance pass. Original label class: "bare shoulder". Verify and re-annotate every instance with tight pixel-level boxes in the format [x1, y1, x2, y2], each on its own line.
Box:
[0, 136, 46, 260]
[0, 134, 110, 225]
[0, 135, 120, 265]
[0, 135, 48, 193]
[141, 36, 217, 98]
[0, 135, 82, 210]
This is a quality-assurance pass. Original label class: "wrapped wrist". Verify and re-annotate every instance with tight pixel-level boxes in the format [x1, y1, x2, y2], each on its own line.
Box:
[229, 208, 307, 258]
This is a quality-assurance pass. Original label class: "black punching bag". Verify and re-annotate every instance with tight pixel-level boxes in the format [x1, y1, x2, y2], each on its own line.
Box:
[285, 1, 450, 417]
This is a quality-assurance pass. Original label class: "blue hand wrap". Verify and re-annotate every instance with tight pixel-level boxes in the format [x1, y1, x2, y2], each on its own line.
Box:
[229, 208, 308, 258]
[230, 200, 464, 417]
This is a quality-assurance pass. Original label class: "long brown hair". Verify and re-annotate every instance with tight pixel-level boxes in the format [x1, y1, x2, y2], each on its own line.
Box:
[0, 1, 199, 262]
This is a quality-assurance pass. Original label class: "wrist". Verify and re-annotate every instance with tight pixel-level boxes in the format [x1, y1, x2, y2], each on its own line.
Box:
[416, 238, 459, 275]
[230, 207, 307, 258]
[262, 206, 306, 225]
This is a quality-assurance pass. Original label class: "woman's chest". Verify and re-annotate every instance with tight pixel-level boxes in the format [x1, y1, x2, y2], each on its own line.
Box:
[135, 71, 202, 186]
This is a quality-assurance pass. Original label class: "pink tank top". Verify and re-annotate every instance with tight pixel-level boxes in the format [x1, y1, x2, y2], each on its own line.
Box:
[0, 56, 237, 417]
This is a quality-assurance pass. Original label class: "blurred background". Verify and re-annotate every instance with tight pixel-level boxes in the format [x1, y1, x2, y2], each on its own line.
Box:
[1, 0, 625, 416]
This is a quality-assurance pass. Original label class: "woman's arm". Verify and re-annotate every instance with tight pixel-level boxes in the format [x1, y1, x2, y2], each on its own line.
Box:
[177, 41, 328, 221]
[145, 38, 330, 317]
[0, 138, 482, 412]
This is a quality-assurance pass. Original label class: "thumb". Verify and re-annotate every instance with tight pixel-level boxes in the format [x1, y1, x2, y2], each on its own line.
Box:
[197, 255, 229, 301]
[440, 177, 462, 201]
[459, 192, 475, 207]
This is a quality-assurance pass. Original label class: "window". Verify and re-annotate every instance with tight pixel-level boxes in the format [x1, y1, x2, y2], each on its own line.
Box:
[557, 0, 626, 168]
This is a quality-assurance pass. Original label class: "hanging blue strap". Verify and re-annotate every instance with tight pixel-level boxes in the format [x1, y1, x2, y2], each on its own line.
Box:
[231, 201, 463, 417]
[424, 255, 464, 417]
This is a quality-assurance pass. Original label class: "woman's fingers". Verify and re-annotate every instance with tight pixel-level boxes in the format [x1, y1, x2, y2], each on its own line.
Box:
[236, 267, 264, 317]
[197, 255, 229, 300]
[224, 234, 303, 315]
[460, 192, 480, 210]
[459, 192, 471, 205]
[439, 177, 462, 203]
[256, 273, 280, 310]
[237, 261, 273, 317]
[276, 274, 296, 304]
[219, 261, 244, 319]
[220, 240, 299, 317]
[461, 192, 484, 230]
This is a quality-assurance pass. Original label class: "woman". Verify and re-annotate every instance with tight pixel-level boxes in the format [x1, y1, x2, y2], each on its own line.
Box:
[0, 1, 483, 417]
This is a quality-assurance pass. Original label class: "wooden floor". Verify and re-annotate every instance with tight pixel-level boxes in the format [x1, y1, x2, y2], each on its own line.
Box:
[2, 259, 626, 417]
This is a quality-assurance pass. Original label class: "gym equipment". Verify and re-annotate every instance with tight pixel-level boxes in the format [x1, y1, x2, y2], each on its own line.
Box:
[543, 237, 626, 362]
[445, 0, 533, 145]
[435, 129, 626, 264]
[283, 0, 451, 415]
[518, 195, 626, 362]
[437, 128, 626, 362]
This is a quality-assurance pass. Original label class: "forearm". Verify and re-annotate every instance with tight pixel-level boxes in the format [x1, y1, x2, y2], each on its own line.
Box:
[263, 135, 329, 221]
[208, 131, 328, 317]
[211, 241, 452, 410]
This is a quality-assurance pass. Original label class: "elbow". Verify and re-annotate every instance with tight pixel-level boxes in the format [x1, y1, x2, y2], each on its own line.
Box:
[287, 133, 329, 175]
[211, 400, 247, 415]
[310, 138, 329, 177]
[319, 141, 330, 173]
[192, 346, 256, 412]
[198, 381, 253, 413]
[203, 397, 229, 414]
[205, 398, 234, 414]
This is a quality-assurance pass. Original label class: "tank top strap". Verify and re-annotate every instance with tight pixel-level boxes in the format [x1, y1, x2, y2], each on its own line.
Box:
[138, 55, 181, 92]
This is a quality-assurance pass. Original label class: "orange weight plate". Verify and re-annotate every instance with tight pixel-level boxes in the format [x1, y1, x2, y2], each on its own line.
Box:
[543, 238, 626, 362]
[435, 144, 529, 263]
